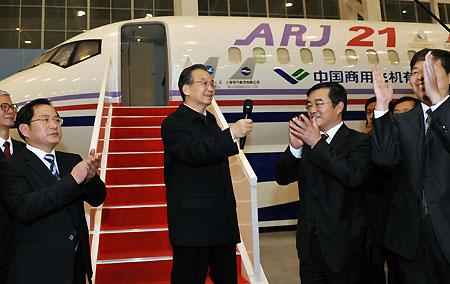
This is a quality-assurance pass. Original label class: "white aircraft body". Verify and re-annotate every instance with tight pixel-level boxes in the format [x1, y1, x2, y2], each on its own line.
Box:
[0, 16, 448, 226]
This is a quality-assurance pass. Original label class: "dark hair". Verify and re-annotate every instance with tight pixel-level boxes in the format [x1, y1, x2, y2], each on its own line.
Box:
[16, 98, 53, 140]
[364, 96, 376, 111]
[410, 48, 450, 74]
[306, 82, 347, 113]
[392, 96, 419, 109]
[178, 64, 209, 101]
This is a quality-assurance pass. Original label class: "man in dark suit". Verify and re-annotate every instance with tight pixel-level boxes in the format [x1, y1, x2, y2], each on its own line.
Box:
[0, 98, 106, 284]
[161, 64, 253, 284]
[0, 90, 25, 283]
[275, 82, 374, 284]
[363, 96, 418, 284]
[371, 48, 450, 283]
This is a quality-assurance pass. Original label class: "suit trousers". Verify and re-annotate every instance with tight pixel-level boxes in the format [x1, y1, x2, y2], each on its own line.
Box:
[300, 232, 365, 284]
[396, 215, 450, 284]
[0, 265, 8, 284]
[72, 249, 86, 284]
[171, 243, 237, 284]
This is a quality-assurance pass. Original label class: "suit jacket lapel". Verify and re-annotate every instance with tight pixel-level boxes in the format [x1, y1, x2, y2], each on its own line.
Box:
[55, 152, 71, 177]
[21, 149, 57, 185]
[329, 123, 349, 151]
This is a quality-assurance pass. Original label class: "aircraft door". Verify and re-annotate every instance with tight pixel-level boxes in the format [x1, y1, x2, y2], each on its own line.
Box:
[121, 24, 167, 106]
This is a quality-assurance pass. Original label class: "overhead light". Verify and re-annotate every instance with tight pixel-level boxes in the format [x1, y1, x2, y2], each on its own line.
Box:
[15, 27, 20, 31]
[285, 2, 293, 7]
[24, 40, 31, 44]
[138, 26, 142, 29]
[77, 10, 86, 17]
[145, 13, 153, 18]
[137, 38, 141, 42]
[402, 10, 407, 14]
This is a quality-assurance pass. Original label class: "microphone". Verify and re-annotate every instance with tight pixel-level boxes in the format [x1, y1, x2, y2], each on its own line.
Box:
[239, 99, 253, 150]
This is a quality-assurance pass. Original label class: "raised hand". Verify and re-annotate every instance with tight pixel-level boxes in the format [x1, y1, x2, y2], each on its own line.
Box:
[289, 116, 304, 149]
[423, 51, 444, 105]
[372, 66, 393, 111]
[296, 114, 321, 147]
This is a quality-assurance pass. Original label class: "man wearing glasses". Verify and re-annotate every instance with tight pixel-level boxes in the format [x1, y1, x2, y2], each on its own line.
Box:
[0, 90, 25, 284]
[0, 98, 106, 284]
[161, 64, 253, 284]
[275, 82, 374, 283]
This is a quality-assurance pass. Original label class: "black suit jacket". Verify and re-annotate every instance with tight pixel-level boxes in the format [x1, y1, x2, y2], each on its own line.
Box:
[161, 104, 240, 247]
[372, 98, 450, 262]
[275, 124, 374, 273]
[0, 148, 106, 284]
[0, 139, 25, 282]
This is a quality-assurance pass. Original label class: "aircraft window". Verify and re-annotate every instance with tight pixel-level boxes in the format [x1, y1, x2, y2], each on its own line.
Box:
[25, 48, 58, 70]
[72, 41, 101, 65]
[300, 48, 313, 64]
[228, 47, 242, 64]
[388, 50, 400, 65]
[407, 50, 416, 61]
[49, 43, 76, 68]
[345, 49, 358, 65]
[366, 49, 379, 65]
[253, 47, 266, 64]
[323, 48, 335, 65]
[277, 48, 290, 64]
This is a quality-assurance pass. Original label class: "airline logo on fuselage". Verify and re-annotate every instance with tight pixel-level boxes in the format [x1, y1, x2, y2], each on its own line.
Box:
[241, 67, 252, 76]
[274, 68, 310, 84]
[206, 65, 215, 75]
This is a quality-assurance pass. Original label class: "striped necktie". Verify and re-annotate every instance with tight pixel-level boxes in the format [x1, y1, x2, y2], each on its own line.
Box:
[44, 154, 60, 180]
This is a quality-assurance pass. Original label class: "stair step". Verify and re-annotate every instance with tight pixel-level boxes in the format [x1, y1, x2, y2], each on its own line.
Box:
[95, 258, 248, 284]
[98, 230, 171, 260]
[104, 185, 166, 206]
[109, 127, 161, 139]
[110, 116, 166, 127]
[95, 259, 172, 284]
[107, 152, 164, 168]
[101, 206, 167, 230]
[112, 107, 176, 116]
[105, 167, 164, 185]
[107, 139, 163, 152]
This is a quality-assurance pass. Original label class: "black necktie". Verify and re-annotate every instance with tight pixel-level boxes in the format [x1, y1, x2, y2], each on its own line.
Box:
[425, 109, 432, 134]
[3, 141, 10, 158]
[321, 133, 329, 140]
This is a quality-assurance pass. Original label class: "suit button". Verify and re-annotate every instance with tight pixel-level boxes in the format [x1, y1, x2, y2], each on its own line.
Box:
[69, 234, 74, 241]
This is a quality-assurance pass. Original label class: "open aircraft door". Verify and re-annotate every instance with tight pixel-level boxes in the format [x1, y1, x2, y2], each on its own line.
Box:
[120, 23, 168, 106]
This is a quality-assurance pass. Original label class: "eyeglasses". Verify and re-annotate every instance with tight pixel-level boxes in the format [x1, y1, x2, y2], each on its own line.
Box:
[190, 80, 216, 89]
[0, 103, 18, 112]
[305, 100, 333, 111]
[30, 117, 64, 126]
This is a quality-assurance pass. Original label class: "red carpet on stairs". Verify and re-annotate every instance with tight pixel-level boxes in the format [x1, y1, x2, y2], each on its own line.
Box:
[94, 106, 248, 284]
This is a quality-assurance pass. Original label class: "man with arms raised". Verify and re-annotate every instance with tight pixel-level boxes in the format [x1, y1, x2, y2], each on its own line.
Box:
[275, 82, 373, 283]
[161, 64, 253, 284]
[0, 98, 106, 284]
[372, 48, 450, 283]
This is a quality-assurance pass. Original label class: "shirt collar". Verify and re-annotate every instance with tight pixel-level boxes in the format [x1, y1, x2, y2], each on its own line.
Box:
[322, 121, 343, 144]
[26, 144, 56, 162]
[0, 136, 12, 152]
[183, 103, 207, 116]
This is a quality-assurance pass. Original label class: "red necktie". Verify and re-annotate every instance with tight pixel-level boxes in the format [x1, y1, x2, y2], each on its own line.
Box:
[3, 141, 11, 158]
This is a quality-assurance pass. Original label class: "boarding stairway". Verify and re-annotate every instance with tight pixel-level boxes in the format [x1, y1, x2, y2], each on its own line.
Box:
[88, 57, 266, 283]
[89, 104, 266, 283]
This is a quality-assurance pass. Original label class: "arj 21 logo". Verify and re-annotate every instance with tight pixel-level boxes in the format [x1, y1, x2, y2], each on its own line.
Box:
[274, 68, 310, 84]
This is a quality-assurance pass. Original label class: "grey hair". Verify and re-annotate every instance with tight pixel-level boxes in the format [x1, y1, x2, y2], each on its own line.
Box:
[0, 90, 11, 97]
